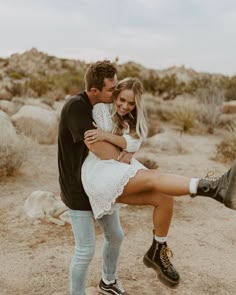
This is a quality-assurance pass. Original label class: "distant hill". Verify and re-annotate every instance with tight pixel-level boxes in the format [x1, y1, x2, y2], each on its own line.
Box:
[0, 48, 235, 101]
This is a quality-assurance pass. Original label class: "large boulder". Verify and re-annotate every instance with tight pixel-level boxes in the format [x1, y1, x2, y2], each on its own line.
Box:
[12, 105, 59, 144]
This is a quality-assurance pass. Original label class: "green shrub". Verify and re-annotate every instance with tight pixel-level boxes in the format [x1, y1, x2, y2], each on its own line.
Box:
[11, 82, 24, 97]
[8, 71, 25, 80]
[25, 71, 84, 97]
[26, 76, 52, 96]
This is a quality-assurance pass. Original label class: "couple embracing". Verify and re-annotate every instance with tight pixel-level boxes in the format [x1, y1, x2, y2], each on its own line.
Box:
[58, 60, 236, 295]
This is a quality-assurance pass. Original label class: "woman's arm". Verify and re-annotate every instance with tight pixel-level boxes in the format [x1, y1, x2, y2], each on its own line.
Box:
[84, 128, 127, 149]
[84, 127, 142, 153]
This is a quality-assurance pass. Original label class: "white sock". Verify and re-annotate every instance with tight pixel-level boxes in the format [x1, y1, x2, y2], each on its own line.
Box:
[103, 278, 115, 285]
[189, 178, 199, 195]
[154, 235, 167, 243]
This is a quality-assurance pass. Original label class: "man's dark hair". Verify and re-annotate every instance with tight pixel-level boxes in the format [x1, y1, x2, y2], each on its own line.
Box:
[84, 60, 117, 91]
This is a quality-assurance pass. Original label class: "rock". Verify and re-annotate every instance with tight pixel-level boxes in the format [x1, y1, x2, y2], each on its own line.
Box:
[223, 100, 236, 114]
[0, 100, 18, 115]
[0, 88, 13, 100]
[11, 105, 59, 144]
[145, 132, 188, 154]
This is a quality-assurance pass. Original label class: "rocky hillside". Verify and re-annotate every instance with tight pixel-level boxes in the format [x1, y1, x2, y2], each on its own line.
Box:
[0, 48, 235, 102]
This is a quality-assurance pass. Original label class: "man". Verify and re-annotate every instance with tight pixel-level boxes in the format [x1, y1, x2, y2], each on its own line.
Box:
[58, 61, 131, 295]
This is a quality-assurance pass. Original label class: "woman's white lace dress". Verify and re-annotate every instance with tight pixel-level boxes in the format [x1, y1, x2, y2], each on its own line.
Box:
[81, 103, 147, 219]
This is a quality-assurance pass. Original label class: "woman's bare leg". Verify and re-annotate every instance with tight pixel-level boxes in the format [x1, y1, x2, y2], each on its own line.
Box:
[117, 191, 173, 236]
[116, 189, 179, 286]
[120, 169, 190, 197]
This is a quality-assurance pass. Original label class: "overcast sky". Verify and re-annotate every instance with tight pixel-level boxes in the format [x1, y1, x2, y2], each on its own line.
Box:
[0, 0, 236, 75]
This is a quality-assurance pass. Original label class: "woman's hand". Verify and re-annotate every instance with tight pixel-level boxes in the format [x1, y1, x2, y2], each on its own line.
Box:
[84, 125, 108, 144]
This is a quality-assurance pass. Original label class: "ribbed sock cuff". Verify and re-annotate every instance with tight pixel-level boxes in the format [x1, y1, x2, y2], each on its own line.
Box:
[189, 178, 199, 196]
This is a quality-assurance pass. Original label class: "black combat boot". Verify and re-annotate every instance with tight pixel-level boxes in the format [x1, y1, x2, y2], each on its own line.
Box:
[192, 160, 236, 210]
[143, 237, 180, 286]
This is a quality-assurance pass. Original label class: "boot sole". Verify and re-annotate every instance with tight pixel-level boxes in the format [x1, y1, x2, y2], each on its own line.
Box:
[143, 254, 180, 287]
[98, 287, 124, 295]
[225, 160, 236, 210]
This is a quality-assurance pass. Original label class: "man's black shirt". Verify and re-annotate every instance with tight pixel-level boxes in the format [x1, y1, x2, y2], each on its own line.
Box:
[58, 91, 95, 210]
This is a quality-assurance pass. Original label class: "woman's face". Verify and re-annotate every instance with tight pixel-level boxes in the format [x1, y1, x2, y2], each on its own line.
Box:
[116, 89, 136, 116]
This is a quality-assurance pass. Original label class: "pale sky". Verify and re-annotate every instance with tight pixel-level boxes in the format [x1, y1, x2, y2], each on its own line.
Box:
[0, 0, 236, 76]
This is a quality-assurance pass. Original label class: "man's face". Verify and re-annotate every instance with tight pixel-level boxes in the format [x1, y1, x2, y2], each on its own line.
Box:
[97, 75, 118, 103]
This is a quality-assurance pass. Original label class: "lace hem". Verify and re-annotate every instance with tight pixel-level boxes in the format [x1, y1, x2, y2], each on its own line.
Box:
[90, 166, 142, 219]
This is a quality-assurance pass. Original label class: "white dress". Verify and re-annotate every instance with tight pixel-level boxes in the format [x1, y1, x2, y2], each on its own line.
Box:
[81, 103, 147, 219]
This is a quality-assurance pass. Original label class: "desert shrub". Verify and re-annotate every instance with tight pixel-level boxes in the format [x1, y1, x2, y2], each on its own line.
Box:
[186, 75, 224, 95]
[11, 82, 25, 97]
[118, 63, 142, 81]
[25, 71, 84, 98]
[165, 97, 198, 132]
[0, 74, 3, 81]
[8, 71, 25, 80]
[26, 75, 52, 96]
[156, 74, 186, 100]
[196, 87, 225, 134]
[216, 123, 236, 162]
[143, 73, 186, 99]
[0, 111, 29, 177]
[142, 71, 160, 95]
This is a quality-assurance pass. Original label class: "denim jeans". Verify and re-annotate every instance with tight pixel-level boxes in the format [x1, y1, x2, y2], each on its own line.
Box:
[68, 209, 124, 295]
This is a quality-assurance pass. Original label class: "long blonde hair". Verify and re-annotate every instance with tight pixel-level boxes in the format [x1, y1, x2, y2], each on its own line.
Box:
[111, 77, 148, 139]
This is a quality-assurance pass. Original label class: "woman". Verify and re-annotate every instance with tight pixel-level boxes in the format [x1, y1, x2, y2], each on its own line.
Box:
[82, 77, 148, 219]
[82, 77, 236, 286]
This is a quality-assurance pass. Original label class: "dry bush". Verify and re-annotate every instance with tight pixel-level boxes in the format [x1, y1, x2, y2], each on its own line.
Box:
[0, 111, 30, 177]
[165, 96, 199, 132]
[143, 94, 164, 137]
[216, 123, 236, 162]
[196, 87, 224, 134]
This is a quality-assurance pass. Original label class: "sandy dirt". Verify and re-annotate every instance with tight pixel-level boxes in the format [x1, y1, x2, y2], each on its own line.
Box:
[1, 126, 236, 295]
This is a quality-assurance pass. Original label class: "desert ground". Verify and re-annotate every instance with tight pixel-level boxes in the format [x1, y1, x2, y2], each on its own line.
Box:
[1, 124, 236, 295]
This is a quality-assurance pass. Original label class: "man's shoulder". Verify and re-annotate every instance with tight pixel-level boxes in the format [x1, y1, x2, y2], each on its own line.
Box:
[62, 92, 91, 112]
[67, 91, 87, 104]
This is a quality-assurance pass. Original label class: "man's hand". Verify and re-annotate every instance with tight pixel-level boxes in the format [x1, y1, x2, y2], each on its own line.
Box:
[117, 151, 134, 164]
[84, 124, 108, 144]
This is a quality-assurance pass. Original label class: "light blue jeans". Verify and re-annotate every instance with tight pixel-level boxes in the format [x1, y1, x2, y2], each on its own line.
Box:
[68, 209, 124, 295]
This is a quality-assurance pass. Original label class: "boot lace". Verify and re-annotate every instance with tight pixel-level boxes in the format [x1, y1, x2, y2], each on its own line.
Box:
[202, 171, 219, 182]
[160, 245, 173, 269]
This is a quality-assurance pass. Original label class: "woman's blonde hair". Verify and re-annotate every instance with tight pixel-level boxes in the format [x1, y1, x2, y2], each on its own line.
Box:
[111, 77, 148, 139]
